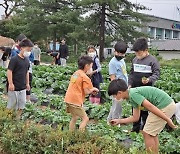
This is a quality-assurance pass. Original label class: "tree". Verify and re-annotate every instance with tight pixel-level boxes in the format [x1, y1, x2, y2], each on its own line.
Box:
[13, 0, 81, 51]
[78, 0, 149, 61]
[0, 0, 21, 19]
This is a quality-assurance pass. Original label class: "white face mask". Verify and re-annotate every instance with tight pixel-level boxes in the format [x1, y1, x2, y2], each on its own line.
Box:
[88, 52, 96, 58]
[23, 51, 31, 57]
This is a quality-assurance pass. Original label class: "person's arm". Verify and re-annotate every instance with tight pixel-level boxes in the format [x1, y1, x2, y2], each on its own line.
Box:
[110, 74, 116, 81]
[57, 47, 61, 59]
[84, 87, 99, 95]
[66, 45, 69, 57]
[39, 49, 41, 61]
[109, 61, 116, 81]
[7, 69, 14, 91]
[26, 72, 30, 91]
[95, 58, 101, 72]
[148, 59, 160, 85]
[90, 58, 102, 75]
[128, 60, 134, 88]
[110, 108, 140, 125]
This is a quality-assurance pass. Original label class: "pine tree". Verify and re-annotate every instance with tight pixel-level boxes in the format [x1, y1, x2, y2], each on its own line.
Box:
[78, 0, 149, 61]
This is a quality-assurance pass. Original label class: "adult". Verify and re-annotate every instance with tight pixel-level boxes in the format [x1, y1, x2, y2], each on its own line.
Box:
[57, 38, 68, 66]
[32, 43, 41, 65]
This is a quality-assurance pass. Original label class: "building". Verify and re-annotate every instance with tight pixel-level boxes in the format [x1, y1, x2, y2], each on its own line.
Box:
[142, 15, 180, 40]
[141, 15, 180, 60]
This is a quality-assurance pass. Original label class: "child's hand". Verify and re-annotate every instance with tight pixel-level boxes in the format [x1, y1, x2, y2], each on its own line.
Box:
[91, 88, 99, 95]
[110, 119, 120, 126]
[9, 83, 15, 91]
[142, 77, 149, 84]
[167, 118, 178, 129]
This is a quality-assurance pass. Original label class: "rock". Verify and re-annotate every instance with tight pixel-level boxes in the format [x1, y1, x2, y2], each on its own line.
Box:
[44, 88, 53, 95]
[30, 94, 38, 103]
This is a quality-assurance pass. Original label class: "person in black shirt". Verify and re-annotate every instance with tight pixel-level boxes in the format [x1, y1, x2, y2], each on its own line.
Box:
[57, 38, 68, 66]
[128, 37, 160, 133]
[7, 39, 34, 120]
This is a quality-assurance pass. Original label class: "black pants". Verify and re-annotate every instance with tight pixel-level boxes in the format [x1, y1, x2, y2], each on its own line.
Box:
[132, 110, 148, 133]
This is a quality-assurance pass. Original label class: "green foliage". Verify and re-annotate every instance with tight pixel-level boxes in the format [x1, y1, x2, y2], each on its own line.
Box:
[0, 62, 180, 153]
[155, 66, 180, 102]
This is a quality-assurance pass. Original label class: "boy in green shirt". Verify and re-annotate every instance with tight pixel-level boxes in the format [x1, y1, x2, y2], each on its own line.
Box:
[108, 79, 176, 154]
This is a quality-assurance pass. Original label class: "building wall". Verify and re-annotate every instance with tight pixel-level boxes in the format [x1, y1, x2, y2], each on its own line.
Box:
[144, 16, 180, 40]
[159, 51, 180, 60]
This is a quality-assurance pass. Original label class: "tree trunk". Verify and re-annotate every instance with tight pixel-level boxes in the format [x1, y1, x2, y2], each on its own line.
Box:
[99, 3, 106, 62]
[75, 44, 78, 55]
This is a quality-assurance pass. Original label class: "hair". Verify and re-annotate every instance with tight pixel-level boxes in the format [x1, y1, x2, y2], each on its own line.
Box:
[16, 34, 27, 42]
[19, 39, 34, 48]
[78, 55, 93, 70]
[61, 38, 66, 41]
[87, 45, 96, 51]
[0, 46, 6, 51]
[108, 79, 128, 96]
[114, 41, 127, 54]
[133, 37, 148, 52]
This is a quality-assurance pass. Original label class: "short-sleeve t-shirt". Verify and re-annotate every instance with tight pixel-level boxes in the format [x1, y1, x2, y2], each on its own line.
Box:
[128, 86, 173, 109]
[64, 70, 93, 106]
[8, 55, 30, 91]
[109, 57, 128, 84]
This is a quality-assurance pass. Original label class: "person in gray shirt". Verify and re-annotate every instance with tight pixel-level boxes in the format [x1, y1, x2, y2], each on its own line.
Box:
[32, 43, 41, 65]
[128, 37, 160, 133]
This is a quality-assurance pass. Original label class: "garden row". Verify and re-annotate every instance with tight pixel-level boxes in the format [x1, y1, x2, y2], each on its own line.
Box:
[0, 63, 179, 153]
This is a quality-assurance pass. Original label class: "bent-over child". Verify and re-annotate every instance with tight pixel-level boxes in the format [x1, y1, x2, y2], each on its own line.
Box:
[108, 79, 177, 154]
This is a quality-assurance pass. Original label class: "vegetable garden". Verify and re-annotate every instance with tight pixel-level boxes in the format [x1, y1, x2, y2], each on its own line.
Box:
[0, 62, 179, 154]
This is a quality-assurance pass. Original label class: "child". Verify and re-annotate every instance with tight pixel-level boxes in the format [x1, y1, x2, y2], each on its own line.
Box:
[7, 39, 34, 120]
[10, 35, 34, 103]
[64, 55, 99, 131]
[108, 79, 177, 154]
[87, 45, 103, 104]
[107, 41, 128, 123]
[129, 37, 160, 133]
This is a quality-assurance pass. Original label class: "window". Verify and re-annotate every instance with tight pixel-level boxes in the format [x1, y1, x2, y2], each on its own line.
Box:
[148, 27, 155, 38]
[156, 28, 162, 39]
[173, 31, 179, 39]
[107, 49, 112, 55]
[165, 30, 170, 39]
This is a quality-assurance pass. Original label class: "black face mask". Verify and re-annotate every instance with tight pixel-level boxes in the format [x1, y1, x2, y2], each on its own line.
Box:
[115, 55, 125, 61]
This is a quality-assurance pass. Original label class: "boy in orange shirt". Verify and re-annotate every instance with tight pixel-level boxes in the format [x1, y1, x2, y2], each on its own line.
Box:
[65, 55, 99, 131]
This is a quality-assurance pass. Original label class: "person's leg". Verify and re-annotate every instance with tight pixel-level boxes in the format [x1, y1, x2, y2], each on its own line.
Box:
[26, 73, 32, 102]
[16, 90, 26, 120]
[111, 99, 122, 119]
[142, 131, 158, 154]
[69, 114, 79, 131]
[7, 91, 17, 116]
[79, 114, 89, 131]
[132, 110, 142, 133]
[61, 58, 66, 66]
[154, 136, 159, 153]
[107, 98, 115, 122]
